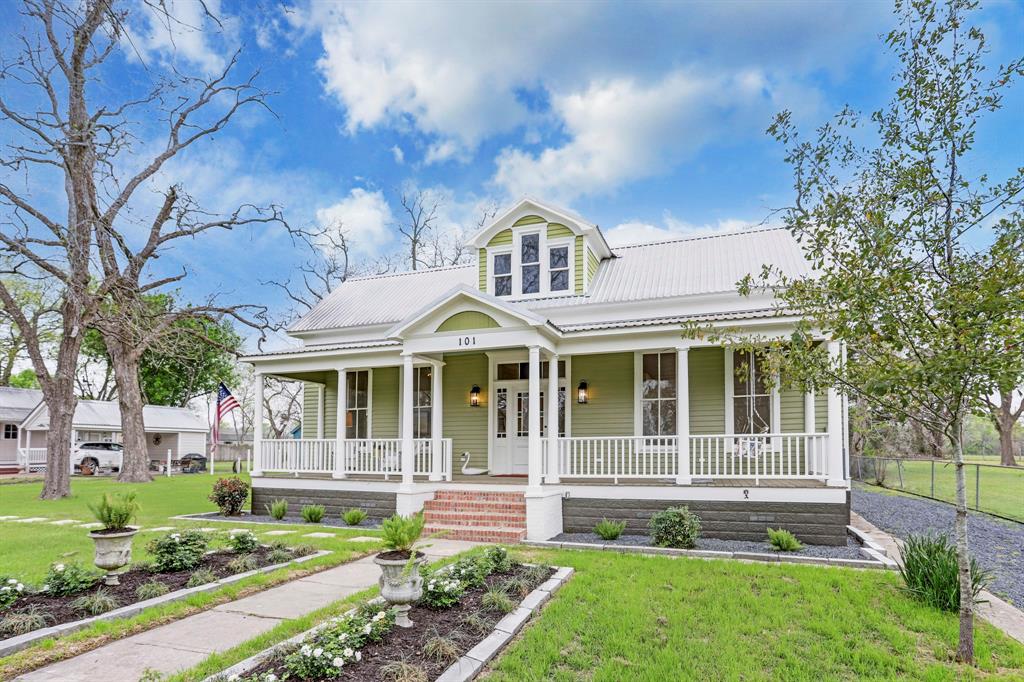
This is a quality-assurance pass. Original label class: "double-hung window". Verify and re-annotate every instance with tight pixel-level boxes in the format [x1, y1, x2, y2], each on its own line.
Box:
[520, 233, 540, 294]
[493, 253, 512, 296]
[3, 424, 16, 439]
[733, 350, 771, 433]
[345, 370, 369, 439]
[413, 366, 432, 438]
[641, 352, 677, 436]
[549, 245, 569, 292]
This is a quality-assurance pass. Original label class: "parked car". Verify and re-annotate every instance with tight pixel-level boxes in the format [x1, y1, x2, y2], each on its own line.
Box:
[73, 442, 123, 475]
[179, 452, 207, 473]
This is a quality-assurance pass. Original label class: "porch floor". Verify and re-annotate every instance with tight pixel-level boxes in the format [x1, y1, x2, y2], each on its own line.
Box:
[257, 473, 829, 488]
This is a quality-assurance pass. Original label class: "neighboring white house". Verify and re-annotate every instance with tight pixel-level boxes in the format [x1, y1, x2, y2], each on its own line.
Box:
[1, 387, 209, 472]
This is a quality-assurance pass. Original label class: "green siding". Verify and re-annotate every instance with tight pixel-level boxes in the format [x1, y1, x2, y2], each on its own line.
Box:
[780, 388, 804, 432]
[488, 229, 513, 247]
[322, 372, 339, 439]
[815, 391, 828, 433]
[547, 223, 573, 239]
[571, 352, 634, 436]
[372, 367, 399, 438]
[689, 348, 725, 434]
[301, 382, 319, 437]
[586, 247, 600, 288]
[478, 249, 486, 291]
[512, 215, 545, 227]
[574, 236, 584, 294]
[436, 311, 500, 332]
[441, 353, 489, 469]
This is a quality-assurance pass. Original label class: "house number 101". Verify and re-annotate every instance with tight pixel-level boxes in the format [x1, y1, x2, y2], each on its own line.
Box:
[458, 336, 477, 347]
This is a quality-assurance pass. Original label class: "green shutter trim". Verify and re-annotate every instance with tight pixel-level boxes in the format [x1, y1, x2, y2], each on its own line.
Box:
[689, 348, 725, 434]
[488, 228, 513, 247]
[547, 223, 573, 239]
[512, 215, 545, 227]
[436, 311, 500, 332]
[441, 353, 489, 469]
[574, 236, 584, 293]
[571, 352, 634, 437]
[478, 249, 486, 291]
[815, 392, 828, 433]
[372, 367, 399, 438]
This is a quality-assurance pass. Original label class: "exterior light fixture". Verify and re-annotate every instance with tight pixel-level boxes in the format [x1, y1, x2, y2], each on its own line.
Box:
[469, 385, 481, 407]
[577, 379, 589, 404]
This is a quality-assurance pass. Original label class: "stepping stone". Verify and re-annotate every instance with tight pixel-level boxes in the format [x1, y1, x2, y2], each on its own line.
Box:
[145, 526, 175, 532]
[303, 532, 335, 538]
[78, 522, 103, 529]
[15, 517, 48, 523]
[0, 516, 20, 520]
[348, 536, 378, 543]
[263, 530, 295, 536]
[196, 527, 218, 532]
[228, 529, 253, 535]
[49, 519, 80, 525]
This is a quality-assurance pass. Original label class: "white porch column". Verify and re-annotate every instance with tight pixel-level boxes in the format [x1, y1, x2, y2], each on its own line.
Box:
[527, 345, 542, 489]
[429, 361, 443, 481]
[251, 372, 264, 476]
[826, 341, 845, 486]
[401, 353, 415, 487]
[804, 390, 816, 433]
[317, 384, 325, 439]
[546, 353, 559, 484]
[333, 369, 347, 479]
[675, 347, 691, 484]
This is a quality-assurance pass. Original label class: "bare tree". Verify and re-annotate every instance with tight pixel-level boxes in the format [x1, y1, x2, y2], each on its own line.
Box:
[262, 377, 302, 439]
[263, 219, 353, 323]
[0, 276, 59, 386]
[396, 190, 440, 271]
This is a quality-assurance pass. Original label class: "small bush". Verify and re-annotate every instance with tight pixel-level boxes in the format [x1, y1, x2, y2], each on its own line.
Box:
[88, 491, 139, 531]
[450, 557, 488, 588]
[43, 562, 100, 597]
[300, 504, 325, 523]
[209, 477, 250, 516]
[462, 611, 493, 635]
[283, 602, 393, 679]
[500, 575, 532, 599]
[135, 580, 170, 600]
[420, 572, 464, 609]
[0, 576, 26, 609]
[0, 605, 52, 635]
[227, 554, 260, 574]
[265, 498, 288, 520]
[423, 632, 460, 663]
[291, 543, 317, 557]
[186, 568, 217, 587]
[343, 508, 368, 526]
[481, 546, 513, 573]
[267, 548, 293, 564]
[481, 587, 515, 614]
[147, 530, 210, 572]
[767, 528, 803, 552]
[522, 564, 551, 584]
[71, 589, 119, 616]
[380, 513, 425, 554]
[899, 534, 989, 612]
[228, 530, 260, 554]
[649, 506, 702, 549]
[380, 661, 428, 682]
[594, 518, 627, 541]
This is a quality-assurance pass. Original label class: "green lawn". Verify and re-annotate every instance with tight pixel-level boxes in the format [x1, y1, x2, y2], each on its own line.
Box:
[860, 459, 1024, 522]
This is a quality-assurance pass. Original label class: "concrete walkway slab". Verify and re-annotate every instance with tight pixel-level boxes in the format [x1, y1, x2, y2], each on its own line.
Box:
[14, 517, 48, 523]
[47, 519, 79, 526]
[132, 610, 280, 653]
[215, 578, 362, 620]
[303, 532, 335, 538]
[262, 530, 295, 536]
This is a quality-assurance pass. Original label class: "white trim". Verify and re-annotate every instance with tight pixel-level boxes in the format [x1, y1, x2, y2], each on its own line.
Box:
[633, 351, 642, 437]
[724, 347, 734, 435]
[564, 355, 573, 437]
[547, 236, 575, 296]
[316, 384, 325, 439]
[487, 246, 513, 298]
[562, 484, 848, 504]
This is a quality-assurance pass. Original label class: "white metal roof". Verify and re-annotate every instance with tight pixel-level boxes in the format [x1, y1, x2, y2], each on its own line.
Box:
[24, 399, 208, 433]
[287, 228, 809, 335]
[0, 387, 43, 423]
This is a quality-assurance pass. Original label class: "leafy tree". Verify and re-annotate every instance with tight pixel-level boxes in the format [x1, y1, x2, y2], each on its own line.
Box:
[9, 369, 39, 389]
[138, 316, 241, 407]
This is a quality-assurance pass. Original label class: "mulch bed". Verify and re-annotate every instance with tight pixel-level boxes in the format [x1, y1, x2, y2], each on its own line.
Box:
[246, 562, 554, 681]
[1, 546, 299, 636]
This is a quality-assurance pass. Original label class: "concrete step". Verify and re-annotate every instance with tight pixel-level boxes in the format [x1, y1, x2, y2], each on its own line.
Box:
[423, 510, 526, 528]
[424, 523, 527, 543]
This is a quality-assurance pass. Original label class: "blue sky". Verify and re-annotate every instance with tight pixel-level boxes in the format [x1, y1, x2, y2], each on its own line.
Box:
[1, 0, 1022, 350]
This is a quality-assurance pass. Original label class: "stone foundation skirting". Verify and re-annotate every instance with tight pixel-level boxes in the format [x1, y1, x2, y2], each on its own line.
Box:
[562, 493, 851, 546]
[252, 486, 397, 521]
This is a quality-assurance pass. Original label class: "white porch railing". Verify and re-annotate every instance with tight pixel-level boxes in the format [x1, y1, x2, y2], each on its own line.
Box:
[16, 448, 47, 472]
[261, 439, 336, 474]
[554, 436, 679, 482]
[261, 438, 452, 480]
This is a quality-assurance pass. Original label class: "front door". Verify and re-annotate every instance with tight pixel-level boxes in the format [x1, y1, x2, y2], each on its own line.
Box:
[493, 380, 532, 475]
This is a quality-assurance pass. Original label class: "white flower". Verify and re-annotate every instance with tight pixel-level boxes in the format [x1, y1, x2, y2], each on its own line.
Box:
[265, 676, 277, 682]
[372, 611, 385, 622]
[332, 656, 344, 668]
[313, 647, 323, 658]
[54, 563, 65, 572]
[343, 647, 353, 657]
[7, 578, 16, 584]
[355, 651, 362, 661]
[338, 632, 348, 642]
[1, 586, 9, 593]
[15, 584, 23, 592]
[300, 644, 312, 656]
[41, 584, 48, 592]
[363, 623, 372, 634]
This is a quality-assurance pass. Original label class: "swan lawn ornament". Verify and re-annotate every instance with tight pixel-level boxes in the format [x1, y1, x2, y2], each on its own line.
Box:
[460, 451, 489, 476]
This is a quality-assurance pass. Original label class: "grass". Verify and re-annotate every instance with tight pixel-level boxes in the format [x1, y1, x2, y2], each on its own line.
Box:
[859, 458, 1024, 522]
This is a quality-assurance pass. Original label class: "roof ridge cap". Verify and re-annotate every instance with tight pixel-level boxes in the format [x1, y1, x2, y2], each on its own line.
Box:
[613, 226, 789, 251]
[344, 263, 474, 284]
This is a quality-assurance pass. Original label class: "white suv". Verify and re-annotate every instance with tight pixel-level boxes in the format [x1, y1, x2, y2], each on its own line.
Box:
[73, 442, 123, 475]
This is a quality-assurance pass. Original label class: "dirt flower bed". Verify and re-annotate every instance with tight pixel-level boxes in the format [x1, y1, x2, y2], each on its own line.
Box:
[235, 549, 554, 682]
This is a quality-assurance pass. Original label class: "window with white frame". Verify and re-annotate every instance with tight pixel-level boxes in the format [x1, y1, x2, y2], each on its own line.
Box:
[345, 370, 369, 439]
[520, 233, 540, 294]
[641, 352, 677, 436]
[3, 424, 16, 439]
[733, 350, 771, 433]
[413, 366, 432, 438]
[549, 245, 569, 292]
[493, 252, 512, 296]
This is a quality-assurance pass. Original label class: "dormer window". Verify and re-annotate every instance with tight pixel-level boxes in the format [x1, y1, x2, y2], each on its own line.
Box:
[493, 253, 512, 296]
[549, 245, 569, 291]
[521, 233, 540, 294]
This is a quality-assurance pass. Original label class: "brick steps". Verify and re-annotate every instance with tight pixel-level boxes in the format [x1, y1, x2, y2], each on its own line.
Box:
[422, 489, 527, 543]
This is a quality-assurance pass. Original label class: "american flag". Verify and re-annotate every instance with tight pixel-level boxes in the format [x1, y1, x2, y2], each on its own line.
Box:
[212, 382, 240, 455]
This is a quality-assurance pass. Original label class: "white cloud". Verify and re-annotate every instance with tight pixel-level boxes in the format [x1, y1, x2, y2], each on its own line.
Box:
[604, 214, 775, 247]
[315, 188, 394, 256]
[122, 0, 236, 75]
[391, 145, 405, 164]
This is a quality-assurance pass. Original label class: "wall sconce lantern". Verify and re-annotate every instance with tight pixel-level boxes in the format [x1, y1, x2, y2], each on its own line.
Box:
[577, 379, 589, 404]
[469, 384, 481, 407]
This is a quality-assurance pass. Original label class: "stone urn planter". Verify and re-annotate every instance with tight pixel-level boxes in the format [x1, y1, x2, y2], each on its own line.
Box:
[89, 526, 139, 586]
[374, 550, 425, 627]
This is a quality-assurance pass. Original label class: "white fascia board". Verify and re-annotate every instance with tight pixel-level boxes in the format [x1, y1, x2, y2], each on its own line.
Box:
[384, 285, 550, 340]
[286, 323, 395, 345]
[252, 349, 405, 376]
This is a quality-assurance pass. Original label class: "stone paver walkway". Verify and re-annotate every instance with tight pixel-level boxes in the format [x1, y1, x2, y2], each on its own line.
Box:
[852, 512, 1024, 646]
[15, 540, 480, 682]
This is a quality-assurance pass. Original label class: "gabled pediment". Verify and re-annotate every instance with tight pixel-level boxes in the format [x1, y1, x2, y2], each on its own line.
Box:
[385, 285, 551, 340]
[469, 197, 612, 259]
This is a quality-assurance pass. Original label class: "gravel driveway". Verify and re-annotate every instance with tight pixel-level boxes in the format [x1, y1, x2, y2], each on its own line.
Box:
[852, 485, 1023, 607]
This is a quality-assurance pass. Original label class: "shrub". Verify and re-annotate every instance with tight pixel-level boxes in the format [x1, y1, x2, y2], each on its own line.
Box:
[88, 491, 139, 531]
[423, 633, 460, 663]
[898, 534, 989, 612]
[71, 589, 119, 616]
[267, 548, 293, 564]
[481, 546, 513, 573]
[300, 504, 325, 523]
[135, 580, 170, 600]
[379, 661, 428, 682]
[283, 602, 394, 679]
[420, 572, 464, 609]
[500, 575, 532, 599]
[186, 568, 217, 587]
[43, 562, 100, 597]
[227, 554, 260, 574]
[209, 477, 250, 516]
[594, 518, 627, 541]
[0, 605, 52, 635]
[343, 508, 368, 526]
[462, 611, 493, 635]
[0, 577, 26, 610]
[228, 530, 260, 554]
[380, 513, 425, 555]
[449, 557, 488, 589]
[767, 528, 803, 552]
[522, 564, 552, 584]
[481, 587, 515, 614]
[291, 543, 317, 557]
[148, 530, 210, 572]
[265, 499, 288, 520]
[649, 506, 702, 549]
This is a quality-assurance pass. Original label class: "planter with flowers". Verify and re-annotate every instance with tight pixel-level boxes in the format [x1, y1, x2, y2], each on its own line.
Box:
[87, 492, 140, 585]
[373, 512, 425, 627]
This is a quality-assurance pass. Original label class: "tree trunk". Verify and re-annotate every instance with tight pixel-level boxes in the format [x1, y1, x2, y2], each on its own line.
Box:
[991, 392, 1018, 467]
[949, 415, 974, 664]
[39, 332, 84, 499]
[106, 337, 153, 483]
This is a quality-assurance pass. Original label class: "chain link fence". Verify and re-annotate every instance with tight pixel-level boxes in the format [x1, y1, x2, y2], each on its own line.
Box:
[852, 455, 1024, 523]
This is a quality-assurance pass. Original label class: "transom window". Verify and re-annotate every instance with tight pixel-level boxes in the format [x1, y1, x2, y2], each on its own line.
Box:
[493, 253, 512, 296]
[345, 370, 369, 439]
[496, 361, 565, 380]
[3, 424, 17, 439]
[549, 245, 569, 291]
[521, 233, 540, 294]
[733, 350, 771, 433]
[413, 366, 432, 438]
[641, 352, 677, 436]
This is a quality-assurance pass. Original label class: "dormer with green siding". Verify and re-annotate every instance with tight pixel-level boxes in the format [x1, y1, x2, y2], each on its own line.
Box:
[471, 198, 612, 300]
